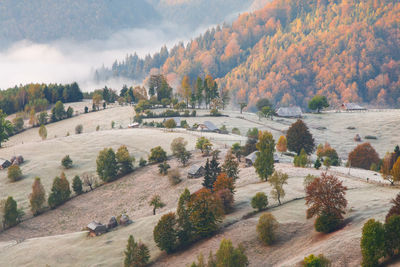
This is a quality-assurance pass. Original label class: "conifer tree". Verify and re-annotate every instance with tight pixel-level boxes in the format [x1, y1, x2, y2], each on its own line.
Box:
[124, 235, 150, 267]
[4, 196, 18, 228]
[203, 158, 213, 189]
[222, 150, 239, 180]
[177, 188, 193, 247]
[30, 177, 46, 215]
[72, 175, 83, 195]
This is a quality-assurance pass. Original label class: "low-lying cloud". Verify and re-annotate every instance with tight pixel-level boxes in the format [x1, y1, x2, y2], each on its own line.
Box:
[0, 23, 208, 92]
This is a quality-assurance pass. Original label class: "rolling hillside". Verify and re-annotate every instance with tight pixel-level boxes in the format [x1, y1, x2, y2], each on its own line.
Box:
[0, 0, 254, 45]
[104, 0, 400, 109]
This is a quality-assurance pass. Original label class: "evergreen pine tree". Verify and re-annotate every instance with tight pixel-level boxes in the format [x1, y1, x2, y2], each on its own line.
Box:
[177, 188, 193, 247]
[72, 175, 83, 195]
[210, 155, 221, 186]
[4, 196, 18, 228]
[202, 158, 213, 189]
[124, 235, 150, 267]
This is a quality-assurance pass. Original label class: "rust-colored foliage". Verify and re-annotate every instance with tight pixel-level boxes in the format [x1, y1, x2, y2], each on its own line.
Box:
[305, 172, 347, 220]
[348, 143, 380, 170]
[213, 173, 235, 193]
[386, 193, 400, 223]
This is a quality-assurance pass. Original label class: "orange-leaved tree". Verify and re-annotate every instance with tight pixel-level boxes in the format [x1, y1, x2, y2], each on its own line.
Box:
[348, 142, 379, 170]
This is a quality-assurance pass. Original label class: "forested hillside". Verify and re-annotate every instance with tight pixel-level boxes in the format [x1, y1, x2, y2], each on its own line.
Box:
[0, 0, 252, 44]
[104, 0, 400, 108]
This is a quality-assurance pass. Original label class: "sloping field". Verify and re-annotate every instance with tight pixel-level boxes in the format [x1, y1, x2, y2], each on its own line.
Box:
[0, 161, 398, 266]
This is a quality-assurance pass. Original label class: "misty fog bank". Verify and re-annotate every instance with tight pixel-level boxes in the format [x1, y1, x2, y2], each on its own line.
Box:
[0, 23, 211, 92]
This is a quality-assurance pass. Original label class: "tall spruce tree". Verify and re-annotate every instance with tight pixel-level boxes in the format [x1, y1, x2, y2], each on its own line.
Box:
[3, 196, 18, 228]
[177, 188, 193, 247]
[124, 235, 150, 267]
[203, 158, 213, 189]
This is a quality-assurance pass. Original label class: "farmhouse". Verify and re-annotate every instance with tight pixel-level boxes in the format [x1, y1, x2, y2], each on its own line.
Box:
[276, 107, 302, 118]
[187, 164, 205, 178]
[341, 103, 367, 111]
[245, 151, 280, 167]
[0, 159, 11, 169]
[87, 221, 107, 236]
[197, 121, 219, 132]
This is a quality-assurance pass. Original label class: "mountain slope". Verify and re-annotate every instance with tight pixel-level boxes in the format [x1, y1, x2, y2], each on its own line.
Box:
[0, 0, 254, 45]
[104, 0, 400, 108]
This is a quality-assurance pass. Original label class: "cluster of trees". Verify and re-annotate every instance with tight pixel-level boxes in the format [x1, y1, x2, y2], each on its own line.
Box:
[0, 83, 82, 115]
[153, 144, 240, 254]
[190, 239, 248, 267]
[361, 193, 400, 266]
[96, 146, 135, 182]
[104, 0, 400, 109]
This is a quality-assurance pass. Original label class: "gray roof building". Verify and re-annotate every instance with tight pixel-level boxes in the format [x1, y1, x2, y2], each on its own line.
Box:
[341, 103, 367, 111]
[276, 107, 302, 118]
[188, 164, 205, 178]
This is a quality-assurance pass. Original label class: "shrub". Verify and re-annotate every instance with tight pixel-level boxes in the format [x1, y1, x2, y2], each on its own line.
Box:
[61, 155, 73, 169]
[148, 146, 167, 163]
[66, 106, 74, 118]
[314, 212, 341, 233]
[111, 121, 115, 129]
[314, 158, 322, 169]
[361, 219, 385, 267]
[30, 177, 46, 216]
[75, 124, 83, 134]
[124, 235, 150, 267]
[164, 118, 176, 129]
[12, 116, 24, 133]
[158, 161, 170, 175]
[294, 148, 308, 167]
[96, 148, 118, 182]
[232, 127, 240, 135]
[348, 143, 380, 170]
[8, 165, 22, 182]
[168, 168, 181, 185]
[191, 110, 196, 117]
[82, 173, 96, 191]
[153, 212, 179, 254]
[116, 145, 134, 175]
[38, 124, 47, 140]
[251, 192, 268, 211]
[84, 106, 88, 113]
[3, 196, 18, 228]
[72, 175, 83, 195]
[302, 254, 331, 267]
[257, 213, 278, 245]
[96, 125, 100, 131]
[196, 137, 213, 155]
[286, 119, 315, 155]
[139, 157, 147, 167]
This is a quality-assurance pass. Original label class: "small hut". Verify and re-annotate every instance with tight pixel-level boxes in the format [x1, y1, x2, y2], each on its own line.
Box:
[341, 103, 367, 112]
[198, 121, 219, 132]
[245, 151, 280, 167]
[87, 221, 107, 236]
[245, 151, 257, 167]
[0, 159, 11, 170]
[188, 165, 205, 178]
[276, 107, 302, 118]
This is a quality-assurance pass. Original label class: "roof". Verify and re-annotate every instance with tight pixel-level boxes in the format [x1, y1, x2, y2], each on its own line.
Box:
[87, 221, 106, 231]
[202, 121, 218, 131]
[173, 117, 181, 125]
[188, 164, 204, 175]
[245, 151, 257, 163]
[276, 107, 302, 117]
[341, 103, 366, 110]
[0, 159, 10, 165]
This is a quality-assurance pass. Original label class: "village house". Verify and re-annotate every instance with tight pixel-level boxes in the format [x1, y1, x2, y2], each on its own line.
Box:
[187, 164, 205, 178]
[245, 151, 280, 167]
[197, 121, 220, 133]
[0, 159, 11, 170]
[276, 107, 302, 118]
[87, 221, 107, 236]
[341, 103, 367, 112]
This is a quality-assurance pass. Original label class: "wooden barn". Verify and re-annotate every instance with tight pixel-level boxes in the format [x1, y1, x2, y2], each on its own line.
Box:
[341, 103, 367, 111]
[187, 164, 205, 178]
